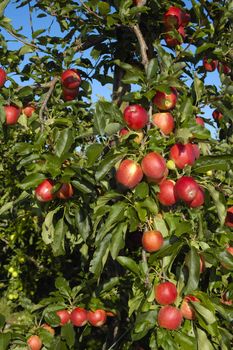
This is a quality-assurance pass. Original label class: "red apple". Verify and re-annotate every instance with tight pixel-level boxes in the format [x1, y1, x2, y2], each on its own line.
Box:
[155, 281, 177, 305]
[23, 105, 36, 118]
[217, 62, 231, 75]
[196, 116, 205, 126]
[174, 176, 199, 203]
[158, 179, 176, 206]
[41, 324, 55, 335]
[119, 128, 129, 137]
[188, 185, 205, 208]
[180, 295, 200, 320]
[4, 105, 21, 125]
[152, 112, 175, 135]
[225, 207, 233, 227]
[164, 26, 185, 47]
[63, 87, 79, 101]
[169, 143, 196, 169]
[141, 152, 167, 182]
[116, 159, 143, 189]
[27, 335, 42, 350]
[153, 87, 178, 111]
[35, 179, 54, 202]
[142, 230, 164, 252]
[212, 109, 223, 122]
[163, 6, 184, 29]
[56, 309, 70, 325]
[56, 183, 74, 199]
[203, 57, 218, 72]
[70, 307, 88, 327]
[226, 246, 233, 255]
[191, 144, 200, 160]
[0, 67, 7, 88]
[158, 305, 183, 330]
[220, 292, 233, 306]
[87, 309, 107, 327]
[123, 105, 148, 130]
[61, 69, 81, 89]
[181, 12, 191, 26]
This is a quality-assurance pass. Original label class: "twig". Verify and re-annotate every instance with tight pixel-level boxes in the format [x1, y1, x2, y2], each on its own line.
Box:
[132, 24, 149, 68]
[39, 77, 59, 129]
[79, 0, 102, 20]
[142, 250, 151, 288]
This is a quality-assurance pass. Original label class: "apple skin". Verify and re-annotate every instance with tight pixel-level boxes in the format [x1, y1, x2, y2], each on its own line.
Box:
[158, 305, 183, 330]
[27, 335, 42, 350]
[35, 179, 54, 202]
[155, 281, 178, 305]
[142, 230, 164, 253]
[56, 309, 70, 325]
[212, 109, 223, 122]
[191, 144, 200, 160]
[23, 105, 36, 118]
[174, 176, 199, 203]
[4, 105, 21, 125]
[163, 6, 184, 29]
[217, 62, 231, 75]
[123, 105, 148, 130]
[203, 57, 218, 72]
[188, 186, 205, 208]
[196, 116, 205, 126]
[141, 152, 167, 182]
[70, 307, 88, 327]
[0, 67, 7, 88]
[153, 87, 178, 111]
[169, 143, 196, 169]
[225, 207, 233, 228]
[61, 69, 81, 89]
[158, 179, 177, 206]
[41, 323, 55, 335]
[63, 87, 79, 101]
[87, 309, 107, 327]
[116, 159, 143, 189]
[164, 26, 185, 47]
[56, 183, 74, 199]
[180, 295, 200, 320]
[152, 112, 175, 135]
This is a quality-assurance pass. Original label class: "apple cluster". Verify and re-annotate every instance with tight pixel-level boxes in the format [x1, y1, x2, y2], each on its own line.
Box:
[163, 6, 190, 47]
[35, 179, 74, 202]
[61, 68, 81, 101]
[203, 57, 231, 74]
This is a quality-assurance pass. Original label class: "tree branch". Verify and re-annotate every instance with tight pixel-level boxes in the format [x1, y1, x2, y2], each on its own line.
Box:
[132, 24, 149, 68]
[79, 0, 102, 20]
[39, 76, 59, 129]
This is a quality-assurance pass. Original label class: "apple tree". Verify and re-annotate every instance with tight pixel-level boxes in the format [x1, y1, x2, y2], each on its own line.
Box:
[0, 0, 233, 349]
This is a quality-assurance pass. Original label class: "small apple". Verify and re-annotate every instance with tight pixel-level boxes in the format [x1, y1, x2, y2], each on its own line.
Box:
[63, 87, 79, 101]
[56, 183, 74, 199]
[70, 307, 88, 327]
[154, 281, 177, 305]
[225, 207, 233, 227]
[56, 309, 70, 325]
[196, 116, 205, 127]
[0, 67, 7, 88]
[203, 57, 218, 72]
[217, 62, 231, 75]
[4, 105, 21, 125]
[116, 159, 143, 189]
[212, 109, 223, 122]
[180, 295, 200, 320]
[152, 112, 175, 135]
[141, 152, 167, 182]
[27, 335, 42, 350]
[158, 179, 176, 206]
[23, 105, 36, 118]
[164, 26, 185, 47]
[174, 176, 199, 203]
[41, 323, 55, 335]
[87, 309, 107, 327]
[153, 87, 178, 111]
[166, 159, 176, 170]
[169, 143, 196, 169]
[188, 185, 205, 208]
[123, 105, 148, 130]
[158, 305, 183, 330]
[61, 69, 81, 89]
[142, 230, 164, 252]
[35, 179, 54, 202]
[163, 6, 184, 29]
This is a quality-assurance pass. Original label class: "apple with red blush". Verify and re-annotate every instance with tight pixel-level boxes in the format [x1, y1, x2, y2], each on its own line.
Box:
[0, 67, 7, 88]
[116, 159, 143, 189]
[152, 112, 175, 135]
[4, 105, 21, 125]
[153, 87, 178, 111]
[123, 105, 148, 130]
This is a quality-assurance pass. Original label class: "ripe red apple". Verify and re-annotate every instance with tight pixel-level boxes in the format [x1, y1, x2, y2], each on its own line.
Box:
[169, 143, 196, 169]
[70, 307, 88, 327]
[142, 230, 164, 252]
[155, 281, 177, 305]
[180, 295, 200, 320]
[217, 62, 231, 75]
[225, 207, 233, 227]
[196, 116, 205, 126]
[158, 305, 182, 330]
[153, 87, 178, 111]
[226, 246, 233, 255]
[56, 183, 74, 199]
[158, 179, 177, 206]
[87, 309, 107, 327]
[174, 176, 199, 203]
[27, 335, 42, 350]
[152, 112, 175, 135]
[123, 105, 148, 130]
[116, 159, 143, 189]
[63, 87, 79, 101]
[35, 179, 54, 202]
[61, 69, 81, 89]
[141, 152, 167, 182]
[56, 309, 70, 325]
[212, 109, 223, 122]
[191, 144, 200, 160]
[0, 67, 7, 88]
[163, 6, 184, 29]
[4, 105, 21, 125]
[164, 26, 185, 47]
[188, 186, 205, 208]
[203, 57, 218, 72]
[22, 105, 36, 118]
[41, 323, 55, 335]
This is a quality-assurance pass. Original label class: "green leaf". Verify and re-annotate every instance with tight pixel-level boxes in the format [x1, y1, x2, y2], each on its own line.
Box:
[174, 332, 197, 350]
[72, 179, 93, 194]
[18, 173, 46, 190]
[184, 246, 200, 294]
[89, 234, 111, 277]
[194, 303, 216, 325]
[134, 182, 149, 199]
[42, 207, 60, 245]
[193, 74, 204, 103]
[196, 43, 215, 55]
[61, 323, 75, 348]
[194, 155, 233, 173]
[132, 310, 158, 341]
[19, 45, 34, 55]
[0, 201, 13, 216]
[52, 218, 66, 256]
[75, 207, 90, 242]
[179, 98, 193, 123]
[0, 0, 10, 16]
[116, 256, 140, 276]
[86, 144, 104, 166]
[0, 333, 11, 350]
[95, 152, 122, 181]
[54, 129, 74, 157]
[0, 314, 5, 328]
[110, 221, 127, 259]
[146, 58, 158, 80]
[197, 327, 214, 350]
[32, 28, 46, 38]
[98, 1, 110, 15]
[55, 277, 71, 298]
[206, 185, 226, 226]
